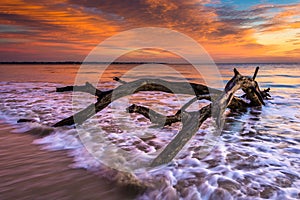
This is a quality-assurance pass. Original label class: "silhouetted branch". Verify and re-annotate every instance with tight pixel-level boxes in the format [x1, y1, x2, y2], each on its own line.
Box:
[53, 79, 220, 127]
[56, 82, 103, 97]
[150, 68, 267, 166]
[253, 66, 259, 80]
[53, 69, 268, 129]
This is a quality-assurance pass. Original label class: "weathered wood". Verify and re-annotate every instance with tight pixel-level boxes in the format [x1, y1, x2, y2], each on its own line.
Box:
[17, 118, 37, 123]
[149, 68, 267, 166]
[113, 77, 259, 109]
[56, 82, 103, 97]
[150, 106, 210, 167]
[127, 104, 180, 126]
[53, 68, 269, 128]
[18, 67, 271, 170]
[54, 79, 220, 127]
[126, 94, 214, 127]
[261, 88, 271, 99]
[253, 66, 259, 80]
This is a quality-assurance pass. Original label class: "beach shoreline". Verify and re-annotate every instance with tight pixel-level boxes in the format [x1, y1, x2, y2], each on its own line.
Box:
[0, 63, 299, 199]
[0, 121, 137, 200]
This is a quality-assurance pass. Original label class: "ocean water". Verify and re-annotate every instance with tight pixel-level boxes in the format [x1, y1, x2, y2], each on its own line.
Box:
[0, 63, 300, 199]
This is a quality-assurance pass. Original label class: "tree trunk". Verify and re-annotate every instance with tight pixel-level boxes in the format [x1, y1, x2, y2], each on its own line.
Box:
[46, 67, 270, 166]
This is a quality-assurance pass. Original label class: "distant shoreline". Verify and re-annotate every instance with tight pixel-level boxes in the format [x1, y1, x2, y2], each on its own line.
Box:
[0, 61, 299, 65]
[0, 61, 166, 65]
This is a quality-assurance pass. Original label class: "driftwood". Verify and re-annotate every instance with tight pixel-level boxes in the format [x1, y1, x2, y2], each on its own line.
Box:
[150, 68, 267, 166]
[50, 67, 270, 167]
[53, 78, 220, 126]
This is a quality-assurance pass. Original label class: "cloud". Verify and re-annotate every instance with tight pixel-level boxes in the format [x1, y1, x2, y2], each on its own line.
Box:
[251, 3, 300, 32]
[0, 38, 32, 43]
[0, 0, 299, 62]
[285, 48, 300, 56]
[0, 24, 30, 33]
[0, 1, 125, 61]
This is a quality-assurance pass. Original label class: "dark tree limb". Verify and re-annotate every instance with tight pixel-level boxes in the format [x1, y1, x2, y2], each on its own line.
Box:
[113, 77, 128, 84]
[150, 106, 210, 167]
[115, 77, 250, 109]
[56, 82, 103, 97]
[53, 79, 220, 127]
[127, 104, 180, 126]
[253, 66, 259, 80]
[126, 94, 214, 127]
[53, 68, 268, 128]
[150, 68, 267, 167]
[177, 94, 213, 113]
[261, 88, 271, 99]
[115, 68, 268, 167]
[21, 67, 271, 168]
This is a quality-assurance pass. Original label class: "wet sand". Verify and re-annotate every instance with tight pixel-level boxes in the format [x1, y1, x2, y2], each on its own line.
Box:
[0, 122, 137, 200]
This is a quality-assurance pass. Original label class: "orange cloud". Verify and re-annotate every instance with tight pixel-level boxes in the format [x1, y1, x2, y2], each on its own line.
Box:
[0, 0, 299, 62]
[0, 0, 122, 61]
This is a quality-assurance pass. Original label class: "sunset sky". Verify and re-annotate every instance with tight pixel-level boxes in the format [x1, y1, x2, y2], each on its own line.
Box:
[0, 0, 299, 63]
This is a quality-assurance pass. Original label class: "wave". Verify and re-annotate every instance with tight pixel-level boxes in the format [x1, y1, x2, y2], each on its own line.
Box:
[1, 79, 300, 199]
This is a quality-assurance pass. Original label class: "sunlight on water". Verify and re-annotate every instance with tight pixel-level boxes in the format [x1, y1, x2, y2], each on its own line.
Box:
[0, 63, 300, 199]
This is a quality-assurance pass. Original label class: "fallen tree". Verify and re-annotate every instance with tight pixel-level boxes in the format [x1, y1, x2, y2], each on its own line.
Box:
[50, 67, 270, 167]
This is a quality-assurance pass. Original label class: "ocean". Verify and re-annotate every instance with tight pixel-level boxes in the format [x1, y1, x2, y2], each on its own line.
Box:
[0, 63, 299, 199]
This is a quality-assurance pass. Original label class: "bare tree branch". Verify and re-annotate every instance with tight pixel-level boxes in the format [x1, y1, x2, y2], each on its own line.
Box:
[150, 68, 267, 166]
[53, 69, 267, 128]
[56, 82, 103, 97]
[53, 79, 219, 127]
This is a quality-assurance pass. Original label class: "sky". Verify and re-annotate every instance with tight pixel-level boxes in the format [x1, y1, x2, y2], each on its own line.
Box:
[0, 0, 299, 63]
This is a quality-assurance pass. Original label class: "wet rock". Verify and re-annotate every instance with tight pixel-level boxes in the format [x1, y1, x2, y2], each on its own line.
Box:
[140, 134, 156, 141]
[102, 126, 123, 133]
[209, 188, 232, 200]
[193, 171, 208, 179]
[175, 179, 196, 188]
[241, 129, 256, 136]
[180, 187, 190, 198]
[236, 155, 261, 170]
[147, 140, 162, 149]
[249, 117, 260, 121]
[260, 185, 276, 199]
[118, 139, 125, 143]
[245, 155, 257, 162]
[281, 170, 299, 180]
[275, 176, 292, 188]
[121, 146, 134, 151]
[132, 140, 141, 145]
[204, 159, 220, 168]
[236, 175, 251, 186]
[217, 178, 241, 194]
[136, 142, 150, 152]
[161, 186, 179, 200]
[245, 187, 260, 196]
[114, 171, 147, 193]
[226, 152, 242, 164]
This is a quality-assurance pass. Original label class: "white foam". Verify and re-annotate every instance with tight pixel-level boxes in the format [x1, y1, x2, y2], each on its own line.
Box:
[1, 79, 300, 199]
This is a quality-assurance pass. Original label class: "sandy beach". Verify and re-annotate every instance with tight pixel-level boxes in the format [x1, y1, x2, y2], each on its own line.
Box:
[0, 121, 137, 200]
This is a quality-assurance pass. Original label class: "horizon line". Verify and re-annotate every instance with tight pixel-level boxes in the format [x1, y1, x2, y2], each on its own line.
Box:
[0, 61, 299, 65]
[0, 61, 300, 65]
